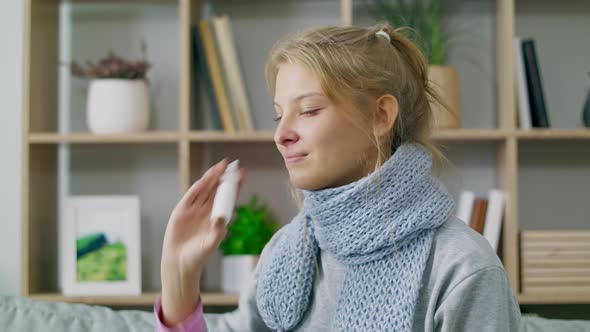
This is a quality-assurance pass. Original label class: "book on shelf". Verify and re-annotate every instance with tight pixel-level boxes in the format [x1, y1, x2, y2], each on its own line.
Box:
[469, 198, 488, 235]
[456, 189, 506, 252]
[457, 190, 475, 225]
[211, 15, 255, 132]
[191, 15, 255, 133]
[192, 25, 223, 130]
[482, 189, 505, 252]
[197, 20, 237, 133]
[521, 38, 550, 128]
[514, 37, 532, 130]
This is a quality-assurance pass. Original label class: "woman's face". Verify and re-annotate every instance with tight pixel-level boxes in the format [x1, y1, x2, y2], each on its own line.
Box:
[273, 63, 377, 190]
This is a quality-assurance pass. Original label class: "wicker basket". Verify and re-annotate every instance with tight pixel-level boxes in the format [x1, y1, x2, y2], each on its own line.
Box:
[520, 230, 590, 293]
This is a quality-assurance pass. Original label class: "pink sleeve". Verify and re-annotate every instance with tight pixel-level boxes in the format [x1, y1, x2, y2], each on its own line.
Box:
[154, 296, 206, 332]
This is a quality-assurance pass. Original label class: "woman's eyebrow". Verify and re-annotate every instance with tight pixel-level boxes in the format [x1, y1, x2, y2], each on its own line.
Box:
[273, 92, 325, 108]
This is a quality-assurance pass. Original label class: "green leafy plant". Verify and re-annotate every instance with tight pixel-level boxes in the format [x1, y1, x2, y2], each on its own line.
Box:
[364, 0, 453, 65]
[219, 194, 281, 256]
[67, 41, 151, 80]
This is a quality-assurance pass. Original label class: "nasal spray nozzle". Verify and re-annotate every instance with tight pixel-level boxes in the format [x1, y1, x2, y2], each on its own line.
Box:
[210, 160, 240, 225]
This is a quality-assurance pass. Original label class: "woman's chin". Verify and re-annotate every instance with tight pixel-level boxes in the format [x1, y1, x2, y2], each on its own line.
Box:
[289, 173, 328, 191]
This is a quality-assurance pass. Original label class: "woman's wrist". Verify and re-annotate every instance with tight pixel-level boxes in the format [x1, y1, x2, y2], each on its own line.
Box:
[160, 259, 202, 326]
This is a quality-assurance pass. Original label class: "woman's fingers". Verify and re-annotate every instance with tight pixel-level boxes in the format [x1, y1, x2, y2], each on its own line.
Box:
[195, 163, 229, 206]
[180, 159, 228, 208]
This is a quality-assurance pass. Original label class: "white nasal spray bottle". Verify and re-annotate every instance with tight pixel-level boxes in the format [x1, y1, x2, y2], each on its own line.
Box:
[210, 160, 240, 224]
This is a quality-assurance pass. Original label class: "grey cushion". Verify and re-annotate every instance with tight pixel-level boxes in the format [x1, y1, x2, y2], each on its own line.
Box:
[2, 295, 590, 331]
[521, 314, 590, 332]
[0, 296, 155, 331]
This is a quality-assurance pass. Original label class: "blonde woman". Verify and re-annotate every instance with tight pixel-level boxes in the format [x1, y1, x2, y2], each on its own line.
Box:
[155, 24, 521, 332]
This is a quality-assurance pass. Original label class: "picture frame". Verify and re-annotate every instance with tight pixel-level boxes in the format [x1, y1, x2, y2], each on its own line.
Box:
[61, 196, 141, 296]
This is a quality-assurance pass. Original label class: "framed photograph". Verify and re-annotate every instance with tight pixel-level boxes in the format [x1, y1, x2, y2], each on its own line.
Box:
[62, 196, 141, 296]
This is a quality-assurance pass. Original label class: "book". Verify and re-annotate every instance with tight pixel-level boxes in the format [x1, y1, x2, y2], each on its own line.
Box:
[457, 190, 475, 225]
[470, 199, 488, 235]
[514, 37, 532, 130]
[212, 15, 255, 132]
[198, 20, 237, 133]
[521, 39, 550, 128]
[482, 189, 505, 252]
[191, 25, 222, 130]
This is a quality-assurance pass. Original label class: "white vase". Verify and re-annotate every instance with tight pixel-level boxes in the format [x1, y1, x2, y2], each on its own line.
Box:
[86, 79, 150, 134]
[221, 255, 259, 294]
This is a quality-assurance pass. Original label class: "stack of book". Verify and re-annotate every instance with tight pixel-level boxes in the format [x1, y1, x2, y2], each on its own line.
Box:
[192, 15, 255, 132]
[456, 189, 505, 252]
[514, 37, 550, 129]
[520, 230, 590, 293]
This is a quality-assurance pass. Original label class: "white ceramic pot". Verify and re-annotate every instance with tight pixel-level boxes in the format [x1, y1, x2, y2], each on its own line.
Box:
[428, 66, 461, 129]
[221, 255, 260, 294]
[86, 79, 150, 134]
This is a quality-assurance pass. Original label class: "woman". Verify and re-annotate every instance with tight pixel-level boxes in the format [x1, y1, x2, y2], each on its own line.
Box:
[155, 24, 521, 331]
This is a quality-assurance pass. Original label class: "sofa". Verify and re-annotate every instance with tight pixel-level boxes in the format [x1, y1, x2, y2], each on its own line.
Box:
[1, 295, 590, 331]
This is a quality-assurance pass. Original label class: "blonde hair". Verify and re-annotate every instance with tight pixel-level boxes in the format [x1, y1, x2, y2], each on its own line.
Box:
[266, 23, 456, 275]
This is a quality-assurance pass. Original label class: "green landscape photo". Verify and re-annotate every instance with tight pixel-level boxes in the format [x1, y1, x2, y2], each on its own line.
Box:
[76, 232, 127, 282]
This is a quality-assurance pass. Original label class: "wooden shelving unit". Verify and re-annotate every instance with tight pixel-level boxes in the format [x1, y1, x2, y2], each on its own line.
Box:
[28, 132, 182, 144]
[21, 0, 590, 308]
[515, 129, 590, 140]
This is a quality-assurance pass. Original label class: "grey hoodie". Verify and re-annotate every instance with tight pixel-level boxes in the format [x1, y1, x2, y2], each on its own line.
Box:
[204, 217, 522, 331]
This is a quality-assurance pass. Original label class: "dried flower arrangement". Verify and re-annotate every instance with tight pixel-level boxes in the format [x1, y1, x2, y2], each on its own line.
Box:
[67, 41, 151, 80]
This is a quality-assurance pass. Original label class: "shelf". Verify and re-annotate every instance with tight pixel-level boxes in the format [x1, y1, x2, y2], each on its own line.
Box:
[28, 292, 239, 307]
[515, 129, 590, 140]
[431, 129, 511, 141]
[188, 130, 275, 142]
[28, 132, 182, 144]
[518, 292, 590, 305]
[70, 0, 176, 3]
[188, 129, 513, 143]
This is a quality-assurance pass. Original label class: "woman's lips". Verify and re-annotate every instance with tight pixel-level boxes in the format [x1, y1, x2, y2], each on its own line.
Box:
[285, 153, 307, 163]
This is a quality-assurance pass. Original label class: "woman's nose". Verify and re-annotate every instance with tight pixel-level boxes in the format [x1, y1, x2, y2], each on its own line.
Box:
[274, 114, 299, 147]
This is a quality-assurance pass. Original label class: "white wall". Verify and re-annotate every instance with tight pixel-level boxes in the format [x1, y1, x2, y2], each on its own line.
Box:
[0, 1, 23, 295]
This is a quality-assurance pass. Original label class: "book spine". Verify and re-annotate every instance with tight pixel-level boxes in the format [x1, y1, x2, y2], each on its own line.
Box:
[215, 15, 255, 131]
[192, 25, 222, 130]
[482, 189, 505, 252]
[514, 37, 532, 130]
[199, 20, 236, 133]
[470, 199, 488, 235]
[522, 39, 550, 128]
[457, 190, 475, 225]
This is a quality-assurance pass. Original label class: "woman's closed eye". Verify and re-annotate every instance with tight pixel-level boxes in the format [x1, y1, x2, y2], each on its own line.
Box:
[302, 108, 321, 116]
[273, 108, 321, 122]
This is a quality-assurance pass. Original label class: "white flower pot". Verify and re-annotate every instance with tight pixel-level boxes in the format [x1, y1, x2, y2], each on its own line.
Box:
[86, 79, 150, 134]
[221, 255, 259, 295]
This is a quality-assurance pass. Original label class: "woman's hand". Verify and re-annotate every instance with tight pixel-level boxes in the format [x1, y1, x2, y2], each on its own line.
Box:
[160, 158, 245, 326]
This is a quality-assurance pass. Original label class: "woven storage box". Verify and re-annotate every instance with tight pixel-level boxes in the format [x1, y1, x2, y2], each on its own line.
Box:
[521, 230, 590, 293]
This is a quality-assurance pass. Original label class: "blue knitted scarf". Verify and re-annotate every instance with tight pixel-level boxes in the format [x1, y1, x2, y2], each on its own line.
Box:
[255, 142, 455, 331]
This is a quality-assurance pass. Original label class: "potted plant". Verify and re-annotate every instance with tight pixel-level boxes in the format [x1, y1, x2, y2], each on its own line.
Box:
[365, 0, 461, 129]
[219, 194, 280, 294]
[67, 42, 151, 134]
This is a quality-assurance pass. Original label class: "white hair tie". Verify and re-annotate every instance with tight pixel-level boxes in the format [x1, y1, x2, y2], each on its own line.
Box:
[375, 30, 391, 43]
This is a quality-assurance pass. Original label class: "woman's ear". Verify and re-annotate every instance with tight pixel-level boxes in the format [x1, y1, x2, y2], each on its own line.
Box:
[373, 94, 399, 137]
